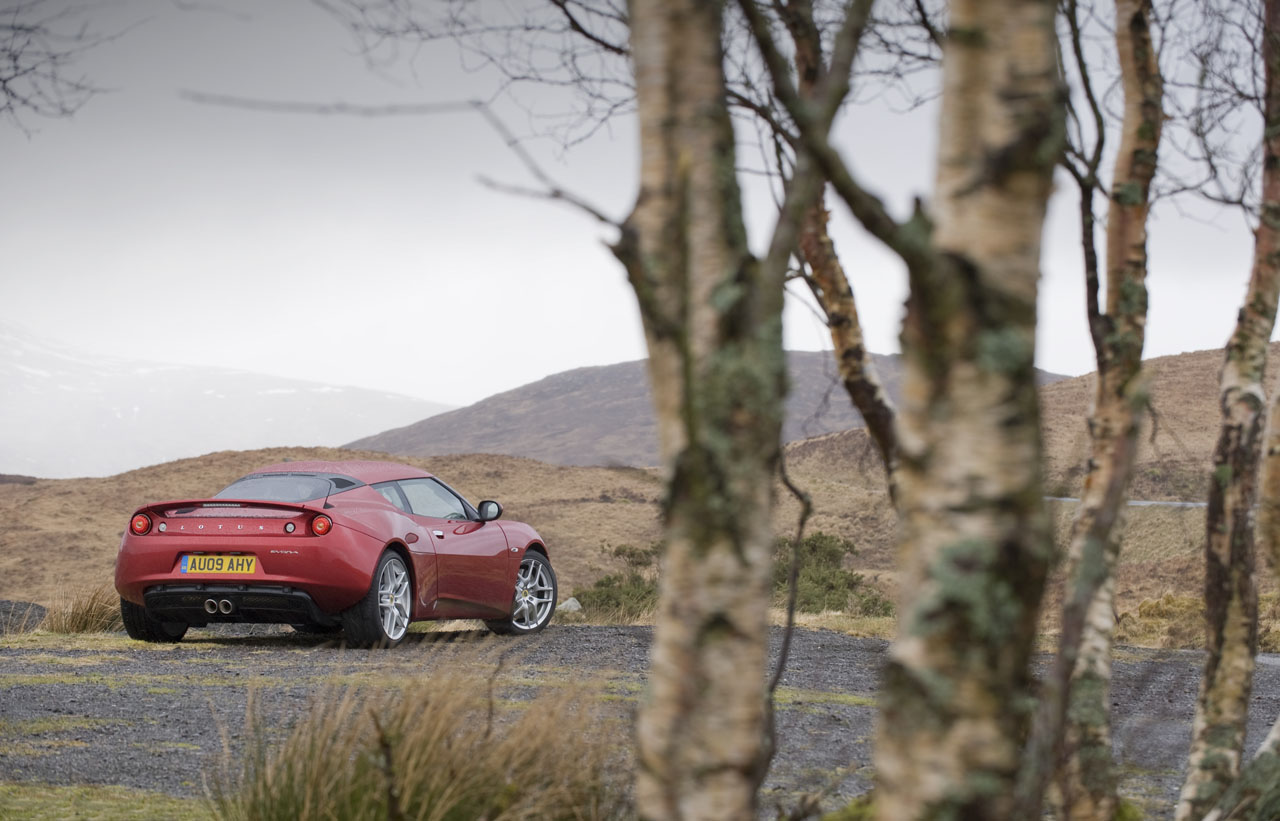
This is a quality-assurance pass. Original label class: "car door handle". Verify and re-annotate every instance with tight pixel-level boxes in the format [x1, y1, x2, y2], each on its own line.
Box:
[433, 530, 445, 539]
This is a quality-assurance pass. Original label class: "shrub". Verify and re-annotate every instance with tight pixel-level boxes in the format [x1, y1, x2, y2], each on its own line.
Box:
[42, 584, 123, 634]
[211, 662, 631, 821]
[571, 536, 893, 622]
[773, 533, 893, 617]
[572, 544, 660, 623]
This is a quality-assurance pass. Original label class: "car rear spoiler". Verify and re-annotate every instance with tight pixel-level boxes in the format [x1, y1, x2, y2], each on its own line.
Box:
[136, 499, 321, 517]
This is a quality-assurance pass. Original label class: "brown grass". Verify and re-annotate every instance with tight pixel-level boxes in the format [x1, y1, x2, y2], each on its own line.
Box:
[5, 343, 1280, 648]
[0, 446, 664, 608]
[40, 583, 122, 634]
[1114, 593, 1280, 651]
[210, 651, 631, 821]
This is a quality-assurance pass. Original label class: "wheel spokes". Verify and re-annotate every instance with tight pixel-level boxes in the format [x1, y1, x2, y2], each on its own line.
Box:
[510, 557, 554, 629]
[377, 559, 411, 641]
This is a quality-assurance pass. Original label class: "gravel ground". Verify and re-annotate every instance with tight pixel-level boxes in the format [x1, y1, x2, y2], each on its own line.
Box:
[1, 623, 1278, 818]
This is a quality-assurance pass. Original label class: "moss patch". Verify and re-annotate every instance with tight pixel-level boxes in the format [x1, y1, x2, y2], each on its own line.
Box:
[12, 652, 126, 668]
[0, 716, 128, 736]
[0, 739, 91, 758]
[0, 671, 287, 690]
[775, 687, 876, 709]
[0, 781, 211, 820]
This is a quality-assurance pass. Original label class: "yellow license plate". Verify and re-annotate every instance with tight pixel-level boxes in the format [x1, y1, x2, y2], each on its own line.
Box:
[180, 555, 257, 574]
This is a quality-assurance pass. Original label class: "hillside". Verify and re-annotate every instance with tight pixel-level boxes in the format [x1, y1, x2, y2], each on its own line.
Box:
[0, 323, 453, 478]
[347, 351, 1068, 467]
[1042, 343, 1280, 501]
[0, 439, 1223, 619]
[5, 344, 1273, 619]
[0, 447, 666, 608]
[780, 343, 1280, 609]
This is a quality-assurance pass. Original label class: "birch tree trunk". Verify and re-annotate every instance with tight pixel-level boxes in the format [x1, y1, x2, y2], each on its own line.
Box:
[618, 1, 791, 816]
[779, 0, 898, 494]
[1213, 397, 1280, 815]
[1052, 3, 1162, 818]
[798, 206, 899, 497]
[872, 0, 1063, 816]
[1201, 718, 1280, 821]
[1177, 4, 1280, 816]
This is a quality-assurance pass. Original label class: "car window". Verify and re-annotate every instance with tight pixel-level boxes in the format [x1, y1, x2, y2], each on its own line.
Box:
[216, 474, 337, 503]
[372, 482, 409, 513]
[398, 478, 468, 520]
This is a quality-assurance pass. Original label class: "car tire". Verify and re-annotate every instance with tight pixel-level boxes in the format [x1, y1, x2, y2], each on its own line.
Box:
[486, 551, 557, 635]
[341, 551, 412, 648]
[120, 598, 188, 643]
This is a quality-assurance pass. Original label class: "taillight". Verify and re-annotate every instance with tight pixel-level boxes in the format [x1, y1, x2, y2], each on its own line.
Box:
[311, 515, 333, 536]
[130, 514, 152, 535]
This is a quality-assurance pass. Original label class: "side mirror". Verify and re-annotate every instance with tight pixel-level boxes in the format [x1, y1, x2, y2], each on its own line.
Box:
[477, 500, 503, 522]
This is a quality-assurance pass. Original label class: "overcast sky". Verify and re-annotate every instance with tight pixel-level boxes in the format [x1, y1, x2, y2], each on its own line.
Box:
[1, 0, 1266, 408]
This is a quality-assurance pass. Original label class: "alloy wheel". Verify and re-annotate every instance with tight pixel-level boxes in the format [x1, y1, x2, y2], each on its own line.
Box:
[378, 557, 411, 641]
[512, 555, 555, 630]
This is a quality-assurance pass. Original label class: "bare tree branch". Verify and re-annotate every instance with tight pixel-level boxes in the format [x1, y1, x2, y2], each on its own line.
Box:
[180, 91, 621, 227]
[1, 0, 108, 131]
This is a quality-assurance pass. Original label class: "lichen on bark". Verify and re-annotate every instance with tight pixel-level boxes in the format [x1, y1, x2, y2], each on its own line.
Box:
[1046, 2, 1163, 819]
[1177, 2, 1280, 817]
[872, 0, 1064, 817]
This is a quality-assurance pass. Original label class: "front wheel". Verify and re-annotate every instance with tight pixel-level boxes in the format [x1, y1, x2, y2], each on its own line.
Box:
[342, 551, 412, 648]
[120, 598, 187, 643]
[486, 552, 557, 635]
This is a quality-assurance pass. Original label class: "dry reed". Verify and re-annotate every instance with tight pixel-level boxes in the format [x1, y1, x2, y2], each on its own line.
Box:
[210, 651, 631, 821]
[41, 583, 123, 633]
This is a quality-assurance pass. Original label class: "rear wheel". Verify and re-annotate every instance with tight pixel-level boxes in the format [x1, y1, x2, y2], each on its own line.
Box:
[120, 598, 187, 643]
[342, 551, 411, 648]
[486, 552, 557, 635]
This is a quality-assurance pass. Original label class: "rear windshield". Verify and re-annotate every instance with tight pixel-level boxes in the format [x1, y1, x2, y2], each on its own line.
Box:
[215, 473, 360, 503]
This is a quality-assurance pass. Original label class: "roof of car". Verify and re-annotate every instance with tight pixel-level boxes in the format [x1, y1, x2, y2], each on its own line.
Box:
[250, 460, 434, 484]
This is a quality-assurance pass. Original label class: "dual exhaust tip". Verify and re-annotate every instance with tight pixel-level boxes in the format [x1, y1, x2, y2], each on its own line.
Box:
[203, 598, 234, 615]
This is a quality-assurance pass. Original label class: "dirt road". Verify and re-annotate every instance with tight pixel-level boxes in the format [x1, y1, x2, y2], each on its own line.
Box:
[1, 625, 1278, 818]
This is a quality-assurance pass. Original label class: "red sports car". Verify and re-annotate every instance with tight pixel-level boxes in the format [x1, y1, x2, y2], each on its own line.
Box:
[114, 460, 557, 646]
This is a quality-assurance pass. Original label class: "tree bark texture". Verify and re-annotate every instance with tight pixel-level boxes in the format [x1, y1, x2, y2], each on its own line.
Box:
[778, 0, 899, 497]
[872, 0, 1063, 818]
[798, 205, 899, 499]
[1053, 3, 1162, 818]
[1177, 3, 1280, 817]
[619, 1, 786, 817]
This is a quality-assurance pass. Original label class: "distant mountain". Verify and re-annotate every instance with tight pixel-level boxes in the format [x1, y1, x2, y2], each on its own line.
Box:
[0, 323, 453, 478]
[346, 352, 1070, 467]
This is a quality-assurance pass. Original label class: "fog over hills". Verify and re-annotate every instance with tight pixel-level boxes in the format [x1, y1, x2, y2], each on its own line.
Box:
[347, 352, 1070, 467]
[1, 324, 452, 478]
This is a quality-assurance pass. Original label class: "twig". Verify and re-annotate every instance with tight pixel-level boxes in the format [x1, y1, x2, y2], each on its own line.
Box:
[484, 651, 508, 740]
[370, 712, 404, 821]
[770, 450, 813, 695]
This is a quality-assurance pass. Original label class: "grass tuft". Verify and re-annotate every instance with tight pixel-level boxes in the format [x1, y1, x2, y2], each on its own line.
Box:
[210, 657, 631, 821]
[1115, 593, 1280, 650]
[41, 584, 123, 634]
